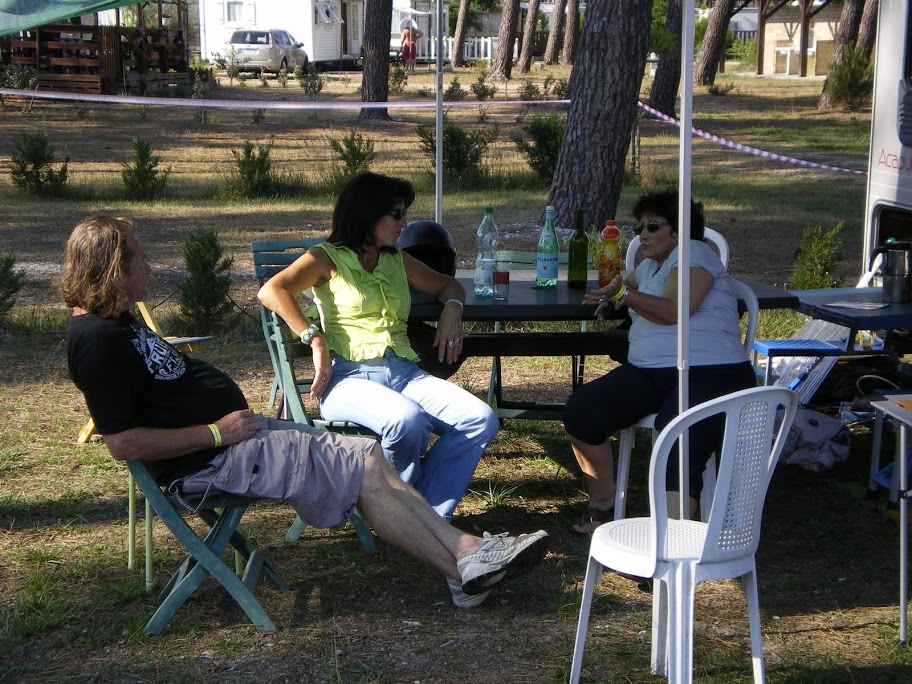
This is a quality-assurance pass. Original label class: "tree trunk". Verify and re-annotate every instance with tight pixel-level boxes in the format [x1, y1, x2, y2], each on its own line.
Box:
[359, 0, 392, 120]
[490, 0, 521, 81]
[856, 0, 878, 61]
[451, 0, 471, 68]
[547, 0, 653, 230]
[516, 0, 541, 74]
[647, 0, 682, 118]
[560, 0, 579, 66]
[543, 0, 565, 65]
[818, 0, 863, 109]
[693, 0, 734, 86]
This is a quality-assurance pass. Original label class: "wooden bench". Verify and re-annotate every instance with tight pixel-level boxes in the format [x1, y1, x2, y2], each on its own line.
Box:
[36, 73, 102, 93]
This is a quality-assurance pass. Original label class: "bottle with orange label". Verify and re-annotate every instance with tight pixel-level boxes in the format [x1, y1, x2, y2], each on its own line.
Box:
[597, 219, 621, 287]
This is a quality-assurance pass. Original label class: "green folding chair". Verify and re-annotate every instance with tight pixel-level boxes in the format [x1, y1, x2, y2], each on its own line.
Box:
[125, 459, 289, 635]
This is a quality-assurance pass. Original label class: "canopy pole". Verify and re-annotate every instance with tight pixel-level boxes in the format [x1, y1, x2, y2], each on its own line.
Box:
[434, 0, 444, 223]
[676, 1, 697, 519]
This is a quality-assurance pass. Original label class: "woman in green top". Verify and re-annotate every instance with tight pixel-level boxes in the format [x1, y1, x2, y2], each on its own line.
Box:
[258, 172, 498, 522]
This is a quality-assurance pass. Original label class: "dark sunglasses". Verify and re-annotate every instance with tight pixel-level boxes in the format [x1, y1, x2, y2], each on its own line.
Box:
[634, 221, 671, 236]
[387, 208, 408, 220]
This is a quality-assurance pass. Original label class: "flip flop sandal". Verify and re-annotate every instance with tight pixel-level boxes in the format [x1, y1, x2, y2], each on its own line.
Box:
[571, 505, 614, 536]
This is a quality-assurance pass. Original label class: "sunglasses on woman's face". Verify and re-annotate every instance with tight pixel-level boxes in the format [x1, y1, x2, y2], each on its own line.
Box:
[634, 221, 671, 236]
[387, 208, 408, 220]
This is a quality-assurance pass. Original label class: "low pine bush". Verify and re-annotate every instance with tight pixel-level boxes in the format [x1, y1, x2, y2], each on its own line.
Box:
[10, 132, 69, 196]
[177, 229, 234, 334]
[443, 77, 467, 102]
[827, 42, 873, 111]
[121, 136, 171, 200]
[416, 120, 496, 186]
[324, 128, 376, 191]
[388, 64, 408, 93]
[789, 223, 843, 290]
[0, 252, 24, 320]
[228, 139, 275, 198]
[512, 113, 565, 184]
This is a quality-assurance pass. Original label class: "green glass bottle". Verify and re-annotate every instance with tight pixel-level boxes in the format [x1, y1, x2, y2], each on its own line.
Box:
[567, 209, 589, 288]
[535, 205, 559, 288]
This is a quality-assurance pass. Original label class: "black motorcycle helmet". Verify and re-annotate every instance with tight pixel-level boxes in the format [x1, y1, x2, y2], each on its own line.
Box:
[396, 220, 457, 276]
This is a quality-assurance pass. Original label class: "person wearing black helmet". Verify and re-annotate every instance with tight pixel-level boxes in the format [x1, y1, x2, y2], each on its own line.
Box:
[258, 173, 498, 533]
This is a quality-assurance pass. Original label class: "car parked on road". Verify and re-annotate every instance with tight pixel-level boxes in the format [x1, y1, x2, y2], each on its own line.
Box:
[228, 28, 308, 74]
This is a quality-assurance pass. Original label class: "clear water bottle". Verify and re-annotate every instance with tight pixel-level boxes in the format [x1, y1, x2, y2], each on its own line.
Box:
[567, 209, 589, 289]
[474, 206, 497, 297]
[535, 205, 559, 288]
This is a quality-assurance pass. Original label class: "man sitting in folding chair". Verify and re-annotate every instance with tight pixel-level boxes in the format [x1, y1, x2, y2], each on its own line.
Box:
[60, 216, 549, 610]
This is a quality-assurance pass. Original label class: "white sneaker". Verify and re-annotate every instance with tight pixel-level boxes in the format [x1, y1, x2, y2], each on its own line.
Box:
[446, 578, 493, 608]
[457, 530, 549, 595]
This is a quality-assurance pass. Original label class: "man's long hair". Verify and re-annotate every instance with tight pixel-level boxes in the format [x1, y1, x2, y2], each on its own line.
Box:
[58, 216, 136, 318]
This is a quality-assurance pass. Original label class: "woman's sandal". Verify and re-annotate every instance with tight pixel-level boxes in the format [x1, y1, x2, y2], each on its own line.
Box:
[571, 505, 614, 536]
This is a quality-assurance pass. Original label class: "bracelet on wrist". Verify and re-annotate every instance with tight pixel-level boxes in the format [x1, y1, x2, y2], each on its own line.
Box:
[207, 423, 222, 448]
[444, 299, 464, 311]
[299, 322, 320, 346]
[609, 283, 628, 302]
[615, 285, 631, 308]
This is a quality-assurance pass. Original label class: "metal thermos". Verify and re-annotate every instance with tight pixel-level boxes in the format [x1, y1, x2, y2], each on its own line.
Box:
[872, 241, 912, 302]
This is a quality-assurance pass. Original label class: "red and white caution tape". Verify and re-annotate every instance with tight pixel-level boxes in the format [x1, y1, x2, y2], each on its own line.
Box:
[638, 101, 867, 176]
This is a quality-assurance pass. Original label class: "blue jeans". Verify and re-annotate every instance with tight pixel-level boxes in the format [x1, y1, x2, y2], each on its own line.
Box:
[319, 350, 499, 520]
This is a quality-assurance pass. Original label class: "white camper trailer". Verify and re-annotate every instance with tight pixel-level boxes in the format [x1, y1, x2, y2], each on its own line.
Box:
[863, 0, 912, 265]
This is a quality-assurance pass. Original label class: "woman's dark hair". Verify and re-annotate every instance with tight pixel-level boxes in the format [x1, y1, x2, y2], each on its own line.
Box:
[329, 172, 416, 253]
[632, 188, 705, 241]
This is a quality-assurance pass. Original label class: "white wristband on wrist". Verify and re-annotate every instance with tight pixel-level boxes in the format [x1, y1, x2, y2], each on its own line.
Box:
[444, 299, 464, 311]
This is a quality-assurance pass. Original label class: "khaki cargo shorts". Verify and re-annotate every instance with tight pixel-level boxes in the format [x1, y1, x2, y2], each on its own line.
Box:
[178, 416, 374, 529]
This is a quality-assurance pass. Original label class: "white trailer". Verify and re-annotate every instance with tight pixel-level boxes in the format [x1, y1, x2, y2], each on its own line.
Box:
[863, 0, 912, 264]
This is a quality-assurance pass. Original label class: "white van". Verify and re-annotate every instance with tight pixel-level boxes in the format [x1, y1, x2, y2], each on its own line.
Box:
[863, 0, 912, 265]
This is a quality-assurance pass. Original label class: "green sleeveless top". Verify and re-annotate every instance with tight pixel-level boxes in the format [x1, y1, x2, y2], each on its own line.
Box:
[312, 243, 418, 362]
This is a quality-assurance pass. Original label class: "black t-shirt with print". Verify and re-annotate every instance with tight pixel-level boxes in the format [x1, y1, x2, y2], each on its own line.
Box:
[67, 312, 248, 482]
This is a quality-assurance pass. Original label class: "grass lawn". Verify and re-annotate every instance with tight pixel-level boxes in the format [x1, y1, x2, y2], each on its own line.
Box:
[2, 67, 911, 682]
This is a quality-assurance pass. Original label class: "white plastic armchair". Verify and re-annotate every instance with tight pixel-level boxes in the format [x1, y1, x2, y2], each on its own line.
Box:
[570, 385, 797, 684]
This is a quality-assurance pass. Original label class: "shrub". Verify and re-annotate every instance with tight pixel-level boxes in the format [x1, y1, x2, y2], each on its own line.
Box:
[212, 46, 248, 86]
[443, 77, 467, 102]
[191, 74, 209, 124]
[729, 38, 756, 65]
[470, 77, 497, 101]
[177, 229, 234, 334]
[552, 77, 570, 100]
[789, 223, 843, 290]
[827, 42, 873, 111]
[10, 132, 69, 196]
[251, 108, 266, 123]
[299, 68, 325, 97]
[229, 139, 275, 198]
[0, 253, 24, 320]
[0, 64, 38, 107]
[121, 136, 171, 200]
[415, 120, 496, 184]
[277, 68, 288, 87]
[707, 81, 736, 96]
[518, 80, 542, 101]
[388, 64, 408, 93]
[511, 113, 565, 184]
[324, 128, 376, 192]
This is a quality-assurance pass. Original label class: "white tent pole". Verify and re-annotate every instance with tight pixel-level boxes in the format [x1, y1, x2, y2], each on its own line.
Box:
[677, 0, 696, 519]
[435, 0, 444, 223]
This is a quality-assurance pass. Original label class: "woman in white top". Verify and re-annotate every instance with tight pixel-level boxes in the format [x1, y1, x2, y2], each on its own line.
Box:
[563, 190, 755, 534]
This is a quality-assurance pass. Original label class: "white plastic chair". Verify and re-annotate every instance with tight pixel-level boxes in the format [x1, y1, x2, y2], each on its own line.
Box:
[570, 386, 798, 684]
[613, 277, 759, 522]
[625, 226, 729, 273]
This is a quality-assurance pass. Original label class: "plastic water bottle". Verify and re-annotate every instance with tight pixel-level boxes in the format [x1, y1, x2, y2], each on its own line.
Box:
[567, 209, 589, 289]
[474, 207, 497, 297]
[535, 205, 559, 288]
[597, 219, 621, 287]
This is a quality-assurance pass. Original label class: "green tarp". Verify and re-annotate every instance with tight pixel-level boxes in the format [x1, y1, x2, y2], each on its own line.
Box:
[0, 1, 134, 37]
